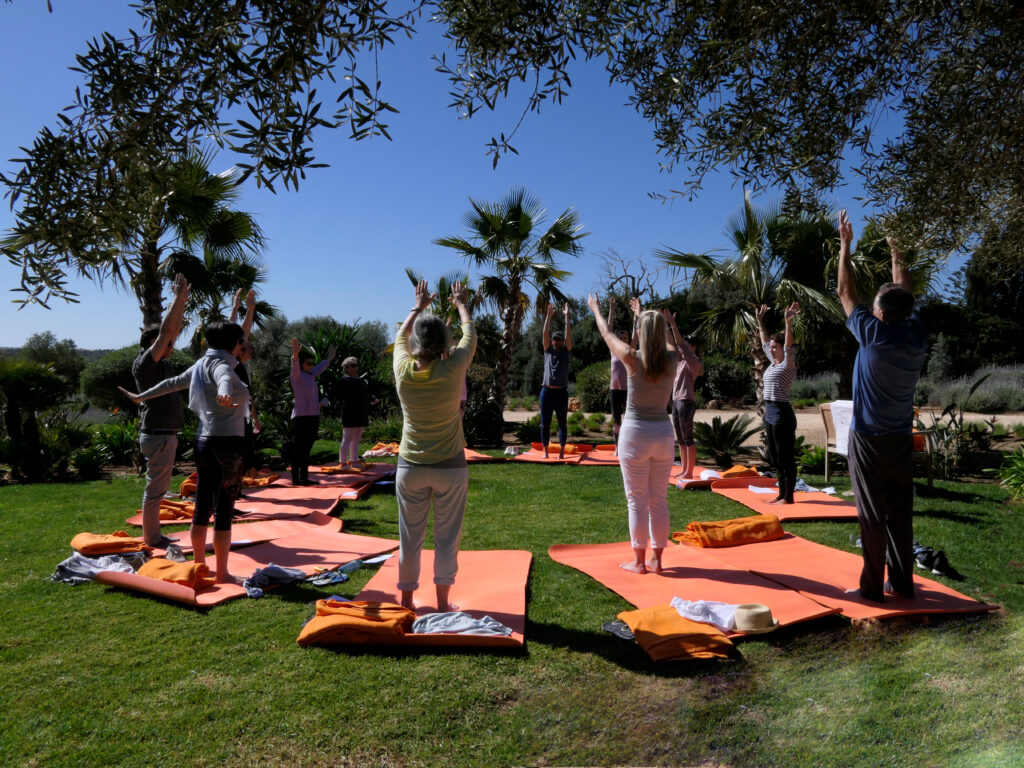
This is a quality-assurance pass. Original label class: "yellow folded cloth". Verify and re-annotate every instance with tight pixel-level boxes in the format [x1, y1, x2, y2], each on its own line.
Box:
[137, 558, 216, 589]
[296, 600, 417, 646]
[70, 530, 151, 555]
[179, 472, 198, 497]
[141, 499, 194, 521]
[618, 604, 734, 662]
[242, 469, 280, 487]
[720, 464, 758, 478]
[673, 514, 785, 548]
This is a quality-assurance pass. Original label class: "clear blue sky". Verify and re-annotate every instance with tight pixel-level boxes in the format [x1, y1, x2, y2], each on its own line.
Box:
[1, 0, 891, 349]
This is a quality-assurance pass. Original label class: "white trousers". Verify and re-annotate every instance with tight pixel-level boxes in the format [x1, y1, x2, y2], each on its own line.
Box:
[618, 418, 675, 550]
[339, 426, 364, 463]
[396, 464, 468, 591]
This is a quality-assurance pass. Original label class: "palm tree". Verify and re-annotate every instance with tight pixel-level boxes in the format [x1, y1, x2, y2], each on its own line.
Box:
[657, 193, 842, 408]
[0, 359, 69, 481]
[434, 187, 588, 434]
[403, 267, 479, 326]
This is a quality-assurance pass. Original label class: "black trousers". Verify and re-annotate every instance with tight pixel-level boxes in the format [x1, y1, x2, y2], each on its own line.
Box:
[764, 402, 797, 503]
[193, 436, 246, 531]
[848, 430, 916, 600]
[291, 415, 320, 483]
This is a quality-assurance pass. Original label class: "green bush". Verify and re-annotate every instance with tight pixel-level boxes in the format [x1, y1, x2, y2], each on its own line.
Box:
[692, 414, 759, 467]
[464, 364, 503, 447]
[702, 355, 754, 404]
[514, 415, 543, 444]
[80, 345, 194, 413]
[575, 360, 610, 413]
[788, 372, 838, 402]
[363, 415, 403, 445]
[71, 445, 110, 480]
[93, 419, 140, 465]
[797, 445, 827, 474]
[989, 447, 1024, 501]
[924, 364, 1024, 412]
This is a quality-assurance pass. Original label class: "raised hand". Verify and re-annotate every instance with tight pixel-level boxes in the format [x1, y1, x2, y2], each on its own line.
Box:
[563, 302, 571, 317]
[546, 302, 556, 320]
[629, 296, 642, 316]
[838, 210, 854, 250]
[414, 279, 435, 311]
[755, 304, 769, 322]
[586, 294, 601, 314]
[246, 288, 256, 307]
[450, 281, 468, 307]
[291, 337, 300, 357]
[785, 302, 801, 322]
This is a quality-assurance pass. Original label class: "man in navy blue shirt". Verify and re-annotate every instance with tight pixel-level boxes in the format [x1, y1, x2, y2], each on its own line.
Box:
[837, 210, 927, 602]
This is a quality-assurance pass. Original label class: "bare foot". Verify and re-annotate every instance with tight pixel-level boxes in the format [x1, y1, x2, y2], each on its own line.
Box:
[619, 561, 646, 574]
[768, 497, 788, 505]
[680, 474, 694, 480]
[558, 451, 565, 459]
[438, 602, 460, 613]
[646, 559, 663, 574]
[215, 573, 239, 585]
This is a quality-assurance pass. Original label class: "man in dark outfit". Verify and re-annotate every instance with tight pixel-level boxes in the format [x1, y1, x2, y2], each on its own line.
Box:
[132, 274, 190, 547]
[837, 210, 927, 602]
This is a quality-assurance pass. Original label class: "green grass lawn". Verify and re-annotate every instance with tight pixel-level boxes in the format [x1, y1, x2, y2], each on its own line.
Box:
[1, 463, 1022, 768]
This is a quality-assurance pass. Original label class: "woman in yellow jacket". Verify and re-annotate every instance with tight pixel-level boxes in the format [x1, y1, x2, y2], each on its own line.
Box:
[393, 279, 476, 612]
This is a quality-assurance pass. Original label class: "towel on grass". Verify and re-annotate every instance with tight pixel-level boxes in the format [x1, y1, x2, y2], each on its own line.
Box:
[141, 499, 194, 521]
[137, 557, 216, 589]
[297, 600, 416, 646]
[179, 472, 198, 497]
[51, 551, 147, 585]
[70, 530, 152, 555]
[673, 514, 785, 548]
[618, 604, 734, 661]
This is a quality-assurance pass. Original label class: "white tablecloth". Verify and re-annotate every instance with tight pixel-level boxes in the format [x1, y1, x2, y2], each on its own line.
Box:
[830, 400, 854, 456]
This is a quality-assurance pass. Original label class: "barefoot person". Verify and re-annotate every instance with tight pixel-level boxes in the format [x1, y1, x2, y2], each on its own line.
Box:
[607, 296, 630, 454]
[588, 295, 677, 574]
[394, 279, 476, 612]
[121, 320, 249, 583]
[667, 313, 703, 478]
[837, 210, 927, 602]
[756, 302, 800, 504]
[132, 274, 190, 548]
[540, 301, 572, 459]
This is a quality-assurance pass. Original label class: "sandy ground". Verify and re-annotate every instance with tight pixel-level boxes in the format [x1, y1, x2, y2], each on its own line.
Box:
[504, 406, 1024, 449]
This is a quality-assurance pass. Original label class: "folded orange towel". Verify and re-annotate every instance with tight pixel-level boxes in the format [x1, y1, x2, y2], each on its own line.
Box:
[179, 472, 198, 497]
[529, 442, 591, 455]
[673, 514, 785, 548]
[720, 464, 758, 478]
[70, 530, 151, 555]
[618, 604, 734, 661]
[296, 600, 417, 646]
[139, 499, 194, 521]
[138, 558, 216, 589]
[242, 470, 280, 487]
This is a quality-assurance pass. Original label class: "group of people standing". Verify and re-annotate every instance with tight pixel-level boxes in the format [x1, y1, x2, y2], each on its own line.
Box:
[121, 208, 925, 607]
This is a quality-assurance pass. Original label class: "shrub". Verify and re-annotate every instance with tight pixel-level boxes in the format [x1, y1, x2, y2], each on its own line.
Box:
[575, 360, 610, 413]
[363, 415, 403, 445]
[71, 445, 110, 480]
[788, 372, 839, 402]
[988, 448, 1024, 502]
[80, 345, 194, 412]
[693, 414, 760, 467]
[702, 355, 754, 404]
[515, 415, 542, 444]
[924, 365, 1024, 413]
[797, 445, 827, 475]
[464, 364, 502, 447]
[93, 419, 140, 465]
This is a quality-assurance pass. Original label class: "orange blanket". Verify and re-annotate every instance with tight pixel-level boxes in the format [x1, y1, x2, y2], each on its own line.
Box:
[673, 514, 785, 548]
[179, 472, 197, 497]
[529, 442, 592, 455]
[618, 604, 734, 661]
[137, 558, 216, 590]
[180, 470, 279, 496]
[297, 600, 416, 646]
[146, 499, 194, 521]
[720, 464, 759, 478]
[70, 530, 151, 555]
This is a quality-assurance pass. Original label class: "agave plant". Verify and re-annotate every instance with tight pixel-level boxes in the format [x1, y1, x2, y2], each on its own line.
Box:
[693, 414, 760, 467]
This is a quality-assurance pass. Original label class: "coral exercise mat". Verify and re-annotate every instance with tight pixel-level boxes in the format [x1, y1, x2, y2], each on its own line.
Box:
[711, 476, 859, 521]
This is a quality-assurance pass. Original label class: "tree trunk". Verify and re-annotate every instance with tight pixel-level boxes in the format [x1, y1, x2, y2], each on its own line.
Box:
[751, 342, 768, 455]
[135, 240, 164, 329]
[486, 293, 525, 439]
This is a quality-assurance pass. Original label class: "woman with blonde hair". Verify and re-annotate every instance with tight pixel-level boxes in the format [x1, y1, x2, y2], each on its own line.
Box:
[587, 295, 678, 574]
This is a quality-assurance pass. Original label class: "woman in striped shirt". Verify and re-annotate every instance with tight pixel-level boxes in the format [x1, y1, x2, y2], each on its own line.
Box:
[756, 302, 800, 504]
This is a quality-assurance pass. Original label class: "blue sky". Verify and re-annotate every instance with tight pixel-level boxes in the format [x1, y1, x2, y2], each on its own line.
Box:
[1, 0, 889, 349]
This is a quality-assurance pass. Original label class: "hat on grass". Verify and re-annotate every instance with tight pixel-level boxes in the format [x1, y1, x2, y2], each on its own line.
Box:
[734, 603, 779, 634]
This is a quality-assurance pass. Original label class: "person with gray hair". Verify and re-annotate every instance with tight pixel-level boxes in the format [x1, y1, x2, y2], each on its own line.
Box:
[393, 278, 477, 612]
[337, 355, 371, 469]
[837, 209, 927, 603]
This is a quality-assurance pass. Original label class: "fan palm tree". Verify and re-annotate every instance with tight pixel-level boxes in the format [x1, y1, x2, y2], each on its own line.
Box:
[657, 193, 843, 408]
[434, 188, 588, 434]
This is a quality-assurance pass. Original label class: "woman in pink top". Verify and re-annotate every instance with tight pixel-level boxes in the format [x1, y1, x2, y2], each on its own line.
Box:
[667, 315, 704, 479]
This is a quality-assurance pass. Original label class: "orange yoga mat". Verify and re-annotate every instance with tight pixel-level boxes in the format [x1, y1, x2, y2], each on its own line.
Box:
[95, 528, 400, 607]
[464, 448, 507, 463]
[309, 462, 396, 499]
[711, 476, 859, 521]
[154, 510, 344, 556]
[511, 446, 584, 464]
[669, 465, 718, 489]
[548, 541, 838, 635]
[578, 445, 621, 466]
[354, 549, 532, 648]
[686, 533, 997, 620]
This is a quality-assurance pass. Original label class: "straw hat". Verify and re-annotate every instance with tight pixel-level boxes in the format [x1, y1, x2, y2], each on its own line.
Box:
[734, 603, 779, 634]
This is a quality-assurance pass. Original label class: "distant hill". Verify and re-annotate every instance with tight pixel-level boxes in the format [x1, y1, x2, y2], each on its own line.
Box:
[0, 347, 116, 363]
